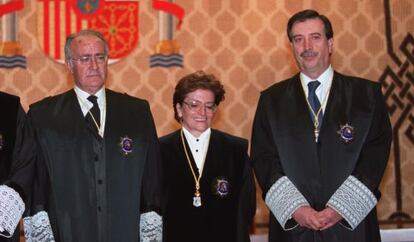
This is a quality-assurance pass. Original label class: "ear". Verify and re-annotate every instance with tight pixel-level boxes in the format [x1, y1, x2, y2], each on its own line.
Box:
[175, 103, 183, 117]
[66, 60, 74, 74]
[328, 38, 334, 54]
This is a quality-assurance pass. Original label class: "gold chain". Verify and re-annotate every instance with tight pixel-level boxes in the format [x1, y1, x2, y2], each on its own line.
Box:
[180, 129, 202, 194]
[304, 89, 330, 129]
[87, 109, 101, 132]
[304, 86, 331, 142]
[77, 94, 104, 137]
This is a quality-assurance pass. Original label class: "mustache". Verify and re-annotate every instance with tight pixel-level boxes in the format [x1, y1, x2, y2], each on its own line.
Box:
[87, 71, 102, 76]
[300, 50, 318, 57]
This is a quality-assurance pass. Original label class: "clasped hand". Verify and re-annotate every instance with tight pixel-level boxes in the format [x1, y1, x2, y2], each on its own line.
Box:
[292, 206, 342, 231]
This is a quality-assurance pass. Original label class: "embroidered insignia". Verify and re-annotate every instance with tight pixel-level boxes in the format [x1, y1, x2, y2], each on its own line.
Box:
[0, 133, 4, 150]
[337, 123, 354, 143]
[119, 136, 133, 155]
[213, 177, 231, 198]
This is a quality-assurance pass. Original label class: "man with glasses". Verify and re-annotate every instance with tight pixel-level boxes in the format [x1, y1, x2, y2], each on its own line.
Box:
[251, 9, 392, 242]
[0, 30, 163, 242]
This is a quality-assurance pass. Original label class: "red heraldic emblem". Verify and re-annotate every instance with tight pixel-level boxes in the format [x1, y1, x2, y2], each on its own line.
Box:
[89, 1, 139, 59]
[37, 0, 139, 62]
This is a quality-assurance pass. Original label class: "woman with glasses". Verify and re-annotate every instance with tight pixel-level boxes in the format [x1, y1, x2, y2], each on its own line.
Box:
[159, 70, 256, 242]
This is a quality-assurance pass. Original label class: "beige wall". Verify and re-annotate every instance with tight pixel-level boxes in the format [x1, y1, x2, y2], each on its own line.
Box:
[1, 0, 413, 230]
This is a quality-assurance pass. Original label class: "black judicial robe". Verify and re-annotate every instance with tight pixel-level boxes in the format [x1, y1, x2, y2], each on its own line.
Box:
[251, 72, 392, 242]
[0, 92, 23, 242]
[21, 89, 162, 242]
[160, 129, 256, 242]
[0, 92, 19, 184]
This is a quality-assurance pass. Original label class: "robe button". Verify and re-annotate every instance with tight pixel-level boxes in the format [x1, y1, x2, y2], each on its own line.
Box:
[98, 180, 103, 184]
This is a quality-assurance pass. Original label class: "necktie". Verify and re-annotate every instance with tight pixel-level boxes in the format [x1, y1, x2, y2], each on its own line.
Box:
[307, 81, 323, 128]
[86, 95, 100, 132]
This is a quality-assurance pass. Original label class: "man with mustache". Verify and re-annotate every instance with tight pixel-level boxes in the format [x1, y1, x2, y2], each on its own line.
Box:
[0, 30, 163, 242]
[251, 9, 392, 242]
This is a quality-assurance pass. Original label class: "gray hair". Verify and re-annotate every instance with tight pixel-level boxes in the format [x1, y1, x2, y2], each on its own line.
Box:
[64, 29, 109, 62]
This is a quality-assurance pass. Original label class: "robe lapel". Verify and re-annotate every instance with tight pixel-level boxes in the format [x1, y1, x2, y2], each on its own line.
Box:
[181, 132, 201, 178]
[58, 90, 91, 140]
[279, 76, 321, 167]
[64, 90, 85, 121]
[291, 76, 318, 139]
[265, 76, 324, 207]
[200, 131, 219, 185]
[103, 90, 113, 140]
[44, 90, 98, 217]
[199, 130, 234, 201]
[62, 90, 100, 139]
[318, 73, 374, 200]
[318, 72, 347, 143]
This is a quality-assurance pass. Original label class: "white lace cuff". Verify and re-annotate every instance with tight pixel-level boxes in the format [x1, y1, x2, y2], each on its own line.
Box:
[23, 211, 55, 242]
[327, 175, 377, 230]
[140, 211, 162, 242]
[265, 176, 309, 230]
[0, 185, 25, 238]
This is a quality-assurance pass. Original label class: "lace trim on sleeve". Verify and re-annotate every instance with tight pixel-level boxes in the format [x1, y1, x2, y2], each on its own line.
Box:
[265, 176, 309, 230]
[0, 185, 25, 238]
[327, 175, 377, 230]
[23, 211, 55, 242]
[140, 211, 162, 242]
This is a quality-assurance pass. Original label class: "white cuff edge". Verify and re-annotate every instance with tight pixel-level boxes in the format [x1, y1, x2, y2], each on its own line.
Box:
[0, 185, 25, 238]
[140, 211, 162, 242]
[265, 176, 309, 230]
[23, 210, 55, 242]
[327, 175, 377, 230]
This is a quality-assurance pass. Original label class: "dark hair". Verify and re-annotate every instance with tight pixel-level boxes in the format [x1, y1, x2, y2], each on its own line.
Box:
[173, 70, 225, 122]
[287, 9, 333, 42]
[64, 29, 109, 62]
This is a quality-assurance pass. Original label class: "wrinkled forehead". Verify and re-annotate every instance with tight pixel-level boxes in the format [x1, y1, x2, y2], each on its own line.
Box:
[71, 35, 105, 54]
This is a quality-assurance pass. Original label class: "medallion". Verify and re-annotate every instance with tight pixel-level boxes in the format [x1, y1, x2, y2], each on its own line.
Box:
[213, 177, 231, 198]
[337, 123, 354, 143]
[119, 136, 133, 155]
[193, 191, 202, 207]
[314, 128, 320, 143]
[181, 129, 204, 208]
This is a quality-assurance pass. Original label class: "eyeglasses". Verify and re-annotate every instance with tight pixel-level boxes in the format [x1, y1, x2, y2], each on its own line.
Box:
[71, 54, 108, 65]
[183, 100, 217, 113]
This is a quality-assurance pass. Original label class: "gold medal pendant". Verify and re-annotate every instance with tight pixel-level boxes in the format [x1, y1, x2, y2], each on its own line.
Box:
[193, 191, 202, 207]
[314, 128, 320, 143]
[305, 84, 330, 143]
[181, 129, 205, 208]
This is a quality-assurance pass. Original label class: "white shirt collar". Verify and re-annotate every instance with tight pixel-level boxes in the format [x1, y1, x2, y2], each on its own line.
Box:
[74, 86, 106, 137]
[300, 65, 334, 111]
[74, 86, 106, 116]
[182, 127, 211, 173]
[182, 127, 211, 141]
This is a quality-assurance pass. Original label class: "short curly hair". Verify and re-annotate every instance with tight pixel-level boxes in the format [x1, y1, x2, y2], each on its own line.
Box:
[173, 70, 225, 122]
